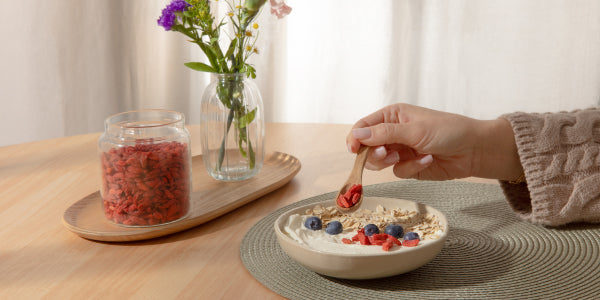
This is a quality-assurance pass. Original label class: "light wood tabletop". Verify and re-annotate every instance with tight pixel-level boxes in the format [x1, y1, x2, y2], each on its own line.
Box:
[0, 123, 496, 299]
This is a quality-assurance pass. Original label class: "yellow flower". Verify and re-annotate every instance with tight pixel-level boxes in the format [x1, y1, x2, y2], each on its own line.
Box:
[253, 47, 259, 54]
[228, 12, 234, 17]
[245, 30, 253, 37]
[253, 23, 259, 29]
[246, 45, 252, 51]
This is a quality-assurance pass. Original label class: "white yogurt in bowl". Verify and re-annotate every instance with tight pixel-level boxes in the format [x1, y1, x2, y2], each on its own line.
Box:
[274, 197, 448, 279]
[283, 213, 441, 255]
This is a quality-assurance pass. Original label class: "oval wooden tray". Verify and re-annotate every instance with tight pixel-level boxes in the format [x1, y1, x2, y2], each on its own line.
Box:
[63, 151, 301, 242]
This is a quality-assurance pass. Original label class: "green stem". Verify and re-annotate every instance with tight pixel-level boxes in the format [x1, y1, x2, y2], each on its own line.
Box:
[248, 138, 255, 169]
[216, 104, 235, 171]
[215, 77, 255, 171]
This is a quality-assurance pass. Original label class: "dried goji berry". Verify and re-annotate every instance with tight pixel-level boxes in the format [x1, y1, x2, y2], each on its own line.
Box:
[336, 184, 363, 208]
[100, 141, 190, 226]
[382, 240, 394, 251]
[348, 184, 362, 194]
[351, 193, 360, 205]
[369, 237, 385, 245]
[341, 238, 353, 244]
[368, 233, 388, 245]
[403, 239, 419, 247]
[372, 233, 388, 241]
[356, 229, 370, 245]
[387, 235, 402, 246]
[342, 197, 352, 208]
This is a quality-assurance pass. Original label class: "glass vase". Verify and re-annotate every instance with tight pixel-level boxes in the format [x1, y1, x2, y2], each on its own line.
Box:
[200, 73, 265, 181]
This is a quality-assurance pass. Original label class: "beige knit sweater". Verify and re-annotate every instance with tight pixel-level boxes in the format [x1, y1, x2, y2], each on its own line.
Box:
[499, 107, 600, 226]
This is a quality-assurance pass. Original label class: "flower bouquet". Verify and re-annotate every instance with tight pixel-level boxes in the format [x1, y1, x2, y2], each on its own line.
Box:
[158, 0, 291, 180]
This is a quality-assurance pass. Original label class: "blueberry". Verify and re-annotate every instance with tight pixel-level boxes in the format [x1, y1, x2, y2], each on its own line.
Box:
[384, 224, 404, 238]
[363, 224, 380, 236]
[304, 216, 322, 230]
[404, 231, 420, 241]
[325, 221, 343, 235]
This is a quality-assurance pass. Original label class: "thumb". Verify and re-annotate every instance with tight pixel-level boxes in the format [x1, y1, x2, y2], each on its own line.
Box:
[351, 122, 425, 148]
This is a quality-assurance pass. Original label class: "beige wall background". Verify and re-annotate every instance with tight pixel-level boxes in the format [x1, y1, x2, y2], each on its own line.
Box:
[1, 0, 599, 146]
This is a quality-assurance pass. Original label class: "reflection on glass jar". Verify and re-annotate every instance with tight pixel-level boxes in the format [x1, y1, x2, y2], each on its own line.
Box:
[98, 110, 192, 227]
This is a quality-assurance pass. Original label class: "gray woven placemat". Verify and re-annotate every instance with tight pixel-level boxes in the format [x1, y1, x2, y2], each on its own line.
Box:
[240, 180, 600, 300]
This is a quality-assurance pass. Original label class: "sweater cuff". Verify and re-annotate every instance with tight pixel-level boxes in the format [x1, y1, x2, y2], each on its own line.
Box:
[498, 180, 533, 220]
[498, 112, 555, 225]
[499, 109, 600, 226]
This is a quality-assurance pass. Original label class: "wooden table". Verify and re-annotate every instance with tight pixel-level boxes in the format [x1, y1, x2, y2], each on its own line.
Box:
[0, 123, 496, 299]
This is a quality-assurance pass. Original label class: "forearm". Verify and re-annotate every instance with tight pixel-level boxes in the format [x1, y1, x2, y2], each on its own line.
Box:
[472, 118, 523, 181]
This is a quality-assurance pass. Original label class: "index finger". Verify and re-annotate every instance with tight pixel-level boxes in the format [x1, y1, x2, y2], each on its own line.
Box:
[346, 105, 400, 153]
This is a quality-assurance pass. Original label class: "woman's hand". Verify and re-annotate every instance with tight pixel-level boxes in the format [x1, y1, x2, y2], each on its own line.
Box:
[346, 103, 523, 181]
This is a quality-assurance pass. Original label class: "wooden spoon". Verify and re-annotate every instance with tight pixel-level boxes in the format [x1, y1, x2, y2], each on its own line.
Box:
[335, 145, 370, 213]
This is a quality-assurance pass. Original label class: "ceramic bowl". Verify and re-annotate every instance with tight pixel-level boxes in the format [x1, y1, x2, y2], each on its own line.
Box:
[274, 197, 448, 279]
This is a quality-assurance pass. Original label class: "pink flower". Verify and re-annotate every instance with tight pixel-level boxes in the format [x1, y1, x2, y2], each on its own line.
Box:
[269, 0, 292, 19]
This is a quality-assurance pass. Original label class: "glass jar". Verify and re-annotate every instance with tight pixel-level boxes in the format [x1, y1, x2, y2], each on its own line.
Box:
[200, 73, 265, 181]
[98, 110, 192, 227]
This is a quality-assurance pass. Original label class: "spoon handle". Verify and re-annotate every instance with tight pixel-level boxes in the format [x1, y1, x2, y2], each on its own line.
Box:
[348, 145, 369, 183]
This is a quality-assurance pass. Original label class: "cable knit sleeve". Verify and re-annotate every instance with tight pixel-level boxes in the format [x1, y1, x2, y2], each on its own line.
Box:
[499, 107, 600, 226]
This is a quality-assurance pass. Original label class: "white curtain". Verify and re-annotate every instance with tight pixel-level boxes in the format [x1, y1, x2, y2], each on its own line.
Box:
[1, 0, 599, 146]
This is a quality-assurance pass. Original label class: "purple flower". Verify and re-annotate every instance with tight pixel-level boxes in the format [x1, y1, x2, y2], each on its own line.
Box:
[169, 0, 191, 11]
[157, 0, 191, 31]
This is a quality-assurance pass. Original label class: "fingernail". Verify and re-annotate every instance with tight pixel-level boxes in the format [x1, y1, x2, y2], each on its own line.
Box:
[373, 146, 386, 159]
[419, 154, 433, 165]
[352, 128, 372, 140]
[383, 152, 400, 164]
[347, 143, 353, 153]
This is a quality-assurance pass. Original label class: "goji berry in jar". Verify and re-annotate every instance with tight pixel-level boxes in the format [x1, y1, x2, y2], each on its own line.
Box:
[98, 110, 192, 227]
[100, 142, 190, 226]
